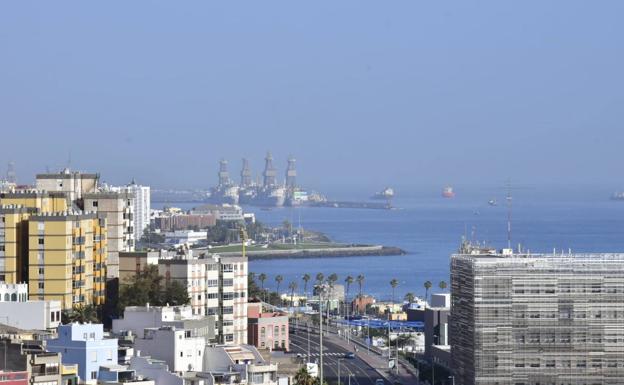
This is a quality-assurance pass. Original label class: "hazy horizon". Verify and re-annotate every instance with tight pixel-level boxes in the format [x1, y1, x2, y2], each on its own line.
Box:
[2, 1, 623, 191]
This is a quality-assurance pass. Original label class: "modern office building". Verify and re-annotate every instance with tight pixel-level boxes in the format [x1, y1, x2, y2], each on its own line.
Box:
[47, 324, 119, 385]
[450, 248, 624, 385]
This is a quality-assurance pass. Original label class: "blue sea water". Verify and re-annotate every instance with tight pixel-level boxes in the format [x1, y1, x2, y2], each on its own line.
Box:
[244, 189, 624, 301]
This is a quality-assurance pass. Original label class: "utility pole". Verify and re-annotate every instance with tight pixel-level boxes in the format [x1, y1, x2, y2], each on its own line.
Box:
[318, 287, 324, 385]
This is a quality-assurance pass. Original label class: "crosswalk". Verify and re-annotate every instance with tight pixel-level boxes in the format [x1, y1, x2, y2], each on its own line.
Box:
[298, 352, 349, 358]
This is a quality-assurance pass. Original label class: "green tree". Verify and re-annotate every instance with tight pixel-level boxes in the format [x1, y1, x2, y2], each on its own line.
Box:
[275, 275, 284, 295]
[390, 278, 399, 305]
[439, 281, 448, 291]
[327, 273, 338, 288]
[424, 280, 433, 307]
[302, 273, 311, 296]
[288, 281, 298, 307]
[63, 304, 99, 324]
[315, 273, 324, 285]
[161, 280, 191, 306]
[404, 292, 416, 305]
[258, 273, 268, 302]
[344, 275, 354, 317]
[293, 367, 316, 385]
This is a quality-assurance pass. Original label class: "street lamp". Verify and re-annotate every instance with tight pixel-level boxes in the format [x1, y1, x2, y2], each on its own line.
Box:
[338, 358, 343, 385]
[448, 375, 455, 385]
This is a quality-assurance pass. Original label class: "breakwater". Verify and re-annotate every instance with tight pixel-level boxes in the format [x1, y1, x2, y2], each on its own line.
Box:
[217, 245, 406, 260]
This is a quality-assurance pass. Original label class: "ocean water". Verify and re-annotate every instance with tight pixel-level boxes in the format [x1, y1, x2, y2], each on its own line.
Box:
[244, 190, 624, 301]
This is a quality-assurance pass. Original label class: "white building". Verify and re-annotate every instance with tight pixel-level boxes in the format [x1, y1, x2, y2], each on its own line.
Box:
[204, 345, 277, 385]
[114, 181, 150, 242]
[0, 299, 61, 330]
[157, 253, 248, 345]
[0, 282, 28, 302]
[112, 304, 214, 342]
[129, 355, 206, 385]
[164, 230, 208, 246]
[134, 327, 205, 374]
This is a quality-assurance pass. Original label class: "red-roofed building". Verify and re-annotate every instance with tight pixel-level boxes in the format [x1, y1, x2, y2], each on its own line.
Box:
[247, 301, 289, 351]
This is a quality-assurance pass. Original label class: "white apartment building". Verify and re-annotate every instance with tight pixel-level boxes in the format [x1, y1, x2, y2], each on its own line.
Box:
[157, 252, 248, 345]
[83, 191, 135, 278]
[134, 326, 205, 373]
[114, 181, 150, 242]
[0, 299, 61, 330]
[129, 355, 207, 385]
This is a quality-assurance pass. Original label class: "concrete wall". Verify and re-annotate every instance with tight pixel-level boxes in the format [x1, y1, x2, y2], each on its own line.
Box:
[0, 300, 61, 330]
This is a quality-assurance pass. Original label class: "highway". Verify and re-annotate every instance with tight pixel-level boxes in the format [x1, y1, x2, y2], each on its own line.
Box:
[289, 326, 387, 385]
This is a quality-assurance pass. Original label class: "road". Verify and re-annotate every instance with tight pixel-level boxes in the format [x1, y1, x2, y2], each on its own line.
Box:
[289, 327, 386, 385]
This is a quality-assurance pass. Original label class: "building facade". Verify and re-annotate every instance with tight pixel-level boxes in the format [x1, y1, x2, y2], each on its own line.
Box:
[114, 181, 150, 243]
[0, 299, 61, 330]
[134, 327, 205, 374]
[247, 302, 289, 351]
[47, 324, 118, 385]
[450, 251, 624, 385]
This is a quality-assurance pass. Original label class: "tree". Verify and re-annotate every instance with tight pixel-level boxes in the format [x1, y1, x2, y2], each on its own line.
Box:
[161, 280, 191, 306]
[288, 281, 298, 307]
[356, 274, 365, 314]
[404, 292, 416, 305]
[258, 273, 268, 303]
[63, 304, 99, 324]
[327, 273, 338, 288]
[424, 280, 433, 307]
[293, 367, 316, 385]
[315, 273, 324, 285]
[344, 275, 354, 317]
[302, 274, 311, 297]
[390, 278, 399, 305]
[439, 281, 448, 291]
[275, 275, 284, 296]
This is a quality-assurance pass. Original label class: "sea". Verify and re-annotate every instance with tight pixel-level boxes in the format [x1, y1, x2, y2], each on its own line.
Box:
[156, 186, 624, 302]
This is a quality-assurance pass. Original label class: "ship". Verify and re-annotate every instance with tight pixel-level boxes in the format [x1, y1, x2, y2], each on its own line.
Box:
[254, 185, 286, 207]
[442, 186, 455, 198]
[488, 199, 497, 206]
[611, 192, 624, 201]
[208, 159, 239, 205]
[372, 187, 394, 200]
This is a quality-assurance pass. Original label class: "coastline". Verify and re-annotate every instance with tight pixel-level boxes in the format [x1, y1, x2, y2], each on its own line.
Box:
[215, 245, 406, 260]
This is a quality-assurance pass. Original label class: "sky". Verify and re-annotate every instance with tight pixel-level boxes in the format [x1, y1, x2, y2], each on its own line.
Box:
[1, 1, 623, 193]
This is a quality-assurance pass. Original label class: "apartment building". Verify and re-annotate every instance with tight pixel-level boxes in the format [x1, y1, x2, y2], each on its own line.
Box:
[83, 192, 134, 279]
[113, 181, 150, 242]
[157, 252, 248, 345]
[28, 212, 107, 309]
[47, 324, 119, 385]
[36, 169, 99, 203]
[247, 301, 289, 351]
[134, 327, 205, 374]
[450, 249, 624, 385]
[118, 251, 160, 283]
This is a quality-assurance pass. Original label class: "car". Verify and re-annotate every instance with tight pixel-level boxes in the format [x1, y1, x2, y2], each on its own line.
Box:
[344, 352, 355, 359]
[375, 379, 385, 385]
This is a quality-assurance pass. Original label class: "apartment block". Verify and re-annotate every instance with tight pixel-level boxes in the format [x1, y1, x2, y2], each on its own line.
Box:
[113, 181, 150, 242]
[47, 324, 119, 385]
[36, 170, 99, 203]
[28, 212, 107, 309]
[450, 250, 624, 385]
[83, 192, 134, 279]
[247, 301, 289, 351]
[134, 326, 205, 373]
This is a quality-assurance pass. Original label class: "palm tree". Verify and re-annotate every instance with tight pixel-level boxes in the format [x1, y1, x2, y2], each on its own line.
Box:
[64, 304, 99, 324]
[344, 275, 354, 317]
[258, 273, 267, 291]
[315, 273, 324, 285]
[249, 272, 256, 282]
[288, 281, 298, 307]
[390, 278, 399, 305]
[404, 292, 416, 305]
[424, 280, 433, 307]
[356, 274, 365, 314]
[302, 273, 311, 297]
[275, 275, 284, 295]
[293, 367, 316, 385]
[328, 273, 338, 288]
[439, 281, 448, 291]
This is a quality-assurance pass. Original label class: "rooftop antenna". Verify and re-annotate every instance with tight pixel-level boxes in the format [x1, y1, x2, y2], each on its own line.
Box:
[506, 179, 512, 250]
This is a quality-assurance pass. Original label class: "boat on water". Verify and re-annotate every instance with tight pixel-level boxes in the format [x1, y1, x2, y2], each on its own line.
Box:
[611, 192, 624, 201]
[488, 199, 497, 206]
[372, 187, 394, 200]
[208, 185, 239, 205]
[442, 186, 455, 198]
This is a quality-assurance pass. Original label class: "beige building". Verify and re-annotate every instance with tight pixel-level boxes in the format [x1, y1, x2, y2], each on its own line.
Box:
[36, 169, 99, 203]
[83, 191, 134, 279]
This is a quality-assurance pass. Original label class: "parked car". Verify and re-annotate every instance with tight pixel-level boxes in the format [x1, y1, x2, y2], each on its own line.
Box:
[375, 379, 385, 385]
[344, 352, 355, 359]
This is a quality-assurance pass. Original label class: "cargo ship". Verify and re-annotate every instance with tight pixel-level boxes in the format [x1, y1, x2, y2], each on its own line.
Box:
[372, 187, 394, 200]
[442, 186, 455, 198]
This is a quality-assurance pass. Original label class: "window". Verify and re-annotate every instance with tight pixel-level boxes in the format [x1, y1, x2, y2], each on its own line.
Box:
[38, 238, 44, 245]
[38, 282, 44, 289]
[180, 351, 183, 357]
[92, 201, 98, 207]
[91, 371, 97, 380]
[39, 268, 44, 275]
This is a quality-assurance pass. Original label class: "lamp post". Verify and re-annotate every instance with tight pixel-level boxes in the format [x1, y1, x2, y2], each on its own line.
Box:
[448, 375, 455, 385]
[338, 358, 343, 385]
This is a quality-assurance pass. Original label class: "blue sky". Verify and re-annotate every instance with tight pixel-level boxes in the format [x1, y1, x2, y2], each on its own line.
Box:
[1, 1, 623, 192]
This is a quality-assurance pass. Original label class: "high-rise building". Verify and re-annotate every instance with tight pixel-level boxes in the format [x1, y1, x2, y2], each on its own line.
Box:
[83, 191, 134, 279]
[27, 211, 107, 309]
[114, 180, 150, 242]
[0, 191, 107, 310]
[157, 251, 248, 345]
[35, 169, 99, 203]
[450, 249, 624, 385]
